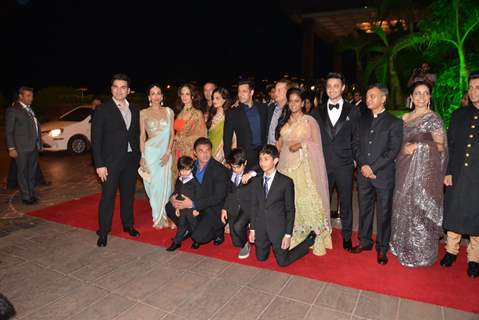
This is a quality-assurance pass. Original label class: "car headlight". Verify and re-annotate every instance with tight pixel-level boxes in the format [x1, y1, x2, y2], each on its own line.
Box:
[49, 128, 63, 137]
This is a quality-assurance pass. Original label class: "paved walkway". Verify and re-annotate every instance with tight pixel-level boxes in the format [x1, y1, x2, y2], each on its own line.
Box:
[0, 152, 477, 320]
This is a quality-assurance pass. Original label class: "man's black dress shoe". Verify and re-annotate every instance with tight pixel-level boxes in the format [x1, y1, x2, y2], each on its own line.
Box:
[166, 242, 181, 252]
[123, 226, 140, 237]
[97, 234, 108, 247]
[191, 242, 200, 249]
[306, 231, 317, 245]
[22, 198, 35, 205]
[213, 235, 224, 246]
[343, 239, 352, 252]
[377, 252, 388, 265]
[440, 252, 457, 267]
[350, 245, 373, 254]
[467, 262, 479, 278]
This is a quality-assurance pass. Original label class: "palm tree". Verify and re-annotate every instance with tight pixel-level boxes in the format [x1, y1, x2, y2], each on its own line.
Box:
[363, 26, 414, 108]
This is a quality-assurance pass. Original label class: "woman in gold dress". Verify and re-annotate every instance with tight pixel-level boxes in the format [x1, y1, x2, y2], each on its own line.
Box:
[276, 87, 332, 256]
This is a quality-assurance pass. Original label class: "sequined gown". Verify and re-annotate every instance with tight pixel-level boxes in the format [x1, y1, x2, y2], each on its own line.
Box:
[390, 112, 448, 267]
[278, 115, 332, 256]
[140, 107, 174, 227]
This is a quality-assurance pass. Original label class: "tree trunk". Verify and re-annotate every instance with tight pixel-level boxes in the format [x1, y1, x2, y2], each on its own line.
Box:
[389, 56, 404, 109]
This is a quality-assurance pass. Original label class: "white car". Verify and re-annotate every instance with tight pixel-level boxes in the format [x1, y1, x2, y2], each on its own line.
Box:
[41, 105, 93, 154]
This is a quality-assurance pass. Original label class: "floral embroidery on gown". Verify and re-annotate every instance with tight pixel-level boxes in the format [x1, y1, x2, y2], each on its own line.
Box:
[278, 115, 332, 256]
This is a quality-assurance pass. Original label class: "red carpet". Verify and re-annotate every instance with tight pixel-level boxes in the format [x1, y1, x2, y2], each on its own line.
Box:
[29, 194, 479, 313]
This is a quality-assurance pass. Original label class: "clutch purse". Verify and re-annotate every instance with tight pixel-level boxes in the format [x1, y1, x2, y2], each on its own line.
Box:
[138, 167, 151, 183]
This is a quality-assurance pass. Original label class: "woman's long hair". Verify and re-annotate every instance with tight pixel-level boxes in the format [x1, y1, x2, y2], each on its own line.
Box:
[206, 87, 232, 129]
[174, 83, 203, 115]
[275, 87, 304, 140]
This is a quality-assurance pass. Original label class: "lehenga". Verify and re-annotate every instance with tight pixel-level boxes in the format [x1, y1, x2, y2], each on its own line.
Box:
[278, 114, 332, 256]
[390, 112, 448, 267]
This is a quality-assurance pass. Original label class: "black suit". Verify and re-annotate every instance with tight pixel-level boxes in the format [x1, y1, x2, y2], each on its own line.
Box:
[355, 110, 403, 253]
[167, 159, 229, 244]
[5, 102, 42, 201]
[166, 177, 202, 244]
[223, 103, 268, 171]
[91, 99, 141, 235]
[250, 172, 313, 267]
[310, 102, 360, 241]
[223, 172, 253, 248]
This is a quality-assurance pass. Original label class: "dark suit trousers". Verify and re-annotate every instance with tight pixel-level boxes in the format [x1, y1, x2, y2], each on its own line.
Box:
[191, 209, 223, 244]
[166, 202, 197, 244]
[327, 165, 354, 241]
[98, 153, 137, 235]
[8, 158, 45, 189]
[228, 209, 250, 248]
[15, 150, 38, 201]
[357, 178, 394, 253]
[255, 231, 312, 267]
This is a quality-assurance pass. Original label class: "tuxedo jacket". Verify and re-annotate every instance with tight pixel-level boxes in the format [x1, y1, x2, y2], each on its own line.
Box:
[310, 102, 360, 170]
[223, 103, 268, 159]
[250, 172, 295, 244]
[91, 98, 141, 169]
[192, 159, 229, 217]
[355, 111, 403, 188]
[5, 102, 42, 152]
[223, 172, 254, 217]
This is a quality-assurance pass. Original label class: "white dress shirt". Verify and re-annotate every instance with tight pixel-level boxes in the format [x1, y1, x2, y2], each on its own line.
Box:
[113, 98, 132, 152]
[327, 98, 344, 126]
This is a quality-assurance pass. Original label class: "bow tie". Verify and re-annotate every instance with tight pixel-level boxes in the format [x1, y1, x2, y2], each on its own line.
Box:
[329, 103, 340, 110]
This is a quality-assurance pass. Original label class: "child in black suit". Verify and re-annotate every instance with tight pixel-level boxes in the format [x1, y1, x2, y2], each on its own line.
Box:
[221, 148, 254, 259]
[166, 156, 201, 251]
[249, 145, 316, 267]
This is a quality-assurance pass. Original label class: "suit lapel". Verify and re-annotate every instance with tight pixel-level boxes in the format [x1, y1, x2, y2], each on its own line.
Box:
[334, 103, 352, 136]
[110, 99, 128, 131]
[320, 105, 334, 139]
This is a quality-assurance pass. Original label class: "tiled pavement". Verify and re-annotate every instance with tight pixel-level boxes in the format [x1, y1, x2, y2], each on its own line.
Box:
[1, 220, 478, 320]
[0, 153, 478, 319]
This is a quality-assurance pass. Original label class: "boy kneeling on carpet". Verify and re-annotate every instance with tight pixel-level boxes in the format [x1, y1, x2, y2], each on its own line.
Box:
[249, 144, 316, 267]
[165, 156, 201, 251]
[221, 148, 255, 259]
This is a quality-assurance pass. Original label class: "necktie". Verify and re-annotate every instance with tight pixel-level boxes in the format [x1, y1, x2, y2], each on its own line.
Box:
[263, 176, 270, 197]
[329, 103, 339, 110]
[25, 106, 36, 118]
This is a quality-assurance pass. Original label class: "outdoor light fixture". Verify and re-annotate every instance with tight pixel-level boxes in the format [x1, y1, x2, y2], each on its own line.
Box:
[49, 128, 63, 137]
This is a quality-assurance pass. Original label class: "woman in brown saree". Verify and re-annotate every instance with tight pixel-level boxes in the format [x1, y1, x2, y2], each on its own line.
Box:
[390, 81, 448, 267]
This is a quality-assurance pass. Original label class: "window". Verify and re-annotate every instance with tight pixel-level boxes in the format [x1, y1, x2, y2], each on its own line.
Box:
[60, 107, 92, 121]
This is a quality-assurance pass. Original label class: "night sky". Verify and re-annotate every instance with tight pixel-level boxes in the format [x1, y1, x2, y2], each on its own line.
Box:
[2, 0, 361, 95]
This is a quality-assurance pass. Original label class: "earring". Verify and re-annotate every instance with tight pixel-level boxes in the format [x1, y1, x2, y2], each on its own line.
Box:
[409, 99, 413, 109]
[148, 99, 152, 107]
[427, 101, 430, 109]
